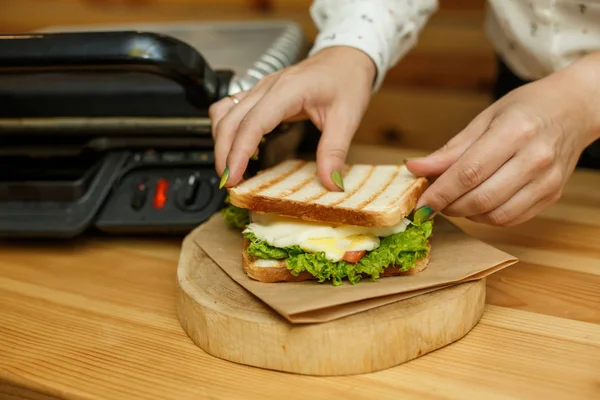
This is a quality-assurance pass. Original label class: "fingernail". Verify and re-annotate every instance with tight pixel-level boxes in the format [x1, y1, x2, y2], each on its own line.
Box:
[250, 150, 259, 161]
[331, 170, 345, 191]
[219, 167, 229, 189]
[413, 206, 434, 224]
[402, 157, 420, 164]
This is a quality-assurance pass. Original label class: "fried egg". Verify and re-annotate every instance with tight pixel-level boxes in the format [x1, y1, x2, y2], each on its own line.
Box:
[243, 213, 411, 262]
[299, 235, 380, 262]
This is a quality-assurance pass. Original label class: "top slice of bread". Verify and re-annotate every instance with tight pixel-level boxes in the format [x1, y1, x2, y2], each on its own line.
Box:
[229, 160, 429, 227]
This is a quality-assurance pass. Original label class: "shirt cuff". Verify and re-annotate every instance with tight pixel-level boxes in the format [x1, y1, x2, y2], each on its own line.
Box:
[308, 0, 438, 92]
[308, 3, 408, 91]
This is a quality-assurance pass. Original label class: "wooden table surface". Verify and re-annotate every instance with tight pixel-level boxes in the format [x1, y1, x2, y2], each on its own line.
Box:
[1, 144, 599, 400]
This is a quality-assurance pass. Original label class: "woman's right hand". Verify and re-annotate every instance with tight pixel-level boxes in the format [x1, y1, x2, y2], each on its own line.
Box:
[209, 46, 377, 192]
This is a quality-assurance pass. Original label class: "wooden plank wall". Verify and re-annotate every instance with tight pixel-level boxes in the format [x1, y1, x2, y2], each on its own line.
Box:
[0, 0, 495, 151]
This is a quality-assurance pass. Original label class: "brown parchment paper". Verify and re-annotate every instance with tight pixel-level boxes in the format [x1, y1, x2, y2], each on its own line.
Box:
[193, 214, 518, 323]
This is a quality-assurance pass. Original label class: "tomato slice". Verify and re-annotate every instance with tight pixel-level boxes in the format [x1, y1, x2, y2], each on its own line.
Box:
[342, 250, 366, 263]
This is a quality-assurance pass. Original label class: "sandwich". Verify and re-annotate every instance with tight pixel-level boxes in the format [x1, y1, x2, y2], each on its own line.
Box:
[221, 159, 433, 286]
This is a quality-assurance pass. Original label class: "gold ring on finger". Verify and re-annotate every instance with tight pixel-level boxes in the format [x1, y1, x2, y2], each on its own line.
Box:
[229, 94, 241, 105]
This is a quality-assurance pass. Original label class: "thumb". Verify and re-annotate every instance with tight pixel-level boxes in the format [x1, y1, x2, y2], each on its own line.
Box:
[406, 113, 491, 177]
[316, 106, 360, 192]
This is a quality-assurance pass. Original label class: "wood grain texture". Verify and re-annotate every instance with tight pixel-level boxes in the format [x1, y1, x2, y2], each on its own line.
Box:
[176, 237, 485, 375]
[1, 144, 599, 399]
[354, 87, 491, 150]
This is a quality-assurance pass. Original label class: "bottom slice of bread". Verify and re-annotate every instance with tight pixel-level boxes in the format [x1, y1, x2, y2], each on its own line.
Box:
[242, 239, 430, 284]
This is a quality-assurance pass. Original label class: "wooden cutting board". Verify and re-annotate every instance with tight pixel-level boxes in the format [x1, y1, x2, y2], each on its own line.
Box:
[176, 233, 486, 376]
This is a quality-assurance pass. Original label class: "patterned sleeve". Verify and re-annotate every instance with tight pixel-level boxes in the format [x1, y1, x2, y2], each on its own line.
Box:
[309, 0, 439, 91]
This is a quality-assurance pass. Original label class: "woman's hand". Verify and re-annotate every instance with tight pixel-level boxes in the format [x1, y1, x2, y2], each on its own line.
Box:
[210, 46, 376, 191]
[407, 52, 600, 226]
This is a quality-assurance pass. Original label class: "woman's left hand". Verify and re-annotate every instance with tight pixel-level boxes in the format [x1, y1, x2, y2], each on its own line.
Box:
[407, 52, 600, 227]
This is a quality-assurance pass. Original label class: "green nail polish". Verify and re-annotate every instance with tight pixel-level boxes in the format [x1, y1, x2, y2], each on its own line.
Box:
[403, 157, 419, 164]
[219, 167, 229, 189]
[250, 153, 259, 161]
[413, 206, 434, 224]
[331, 170, 344, 191]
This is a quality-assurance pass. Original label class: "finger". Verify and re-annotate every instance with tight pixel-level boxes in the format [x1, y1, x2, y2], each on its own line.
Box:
[467, 189, 551, 227]
[497, 172, 564, 227]
[443, 152, 537, 217]
[282, 111, 310, 123]
[406, 111, 492, 177]
[316, 104, 361, 191]
[415, 123, 519, 213]
[467, 170, 562, 226]
[214, 82, 276, 176]
[224, 82, 305, 187]
[501, 195, 556, 226]
[209, 91, 249, 140]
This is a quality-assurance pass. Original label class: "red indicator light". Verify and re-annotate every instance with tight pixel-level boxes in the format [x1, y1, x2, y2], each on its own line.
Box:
[153, 179, 169, 209]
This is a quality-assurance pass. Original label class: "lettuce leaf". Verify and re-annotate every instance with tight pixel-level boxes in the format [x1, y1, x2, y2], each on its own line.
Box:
[243, 221, 433, 286]
[244, 232, 304, 259]
[221, 195, 250, 229]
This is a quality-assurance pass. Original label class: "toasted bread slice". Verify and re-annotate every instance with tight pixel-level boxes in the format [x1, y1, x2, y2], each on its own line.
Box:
[229, 160, 428, 227]
[242, 238, 430, 283]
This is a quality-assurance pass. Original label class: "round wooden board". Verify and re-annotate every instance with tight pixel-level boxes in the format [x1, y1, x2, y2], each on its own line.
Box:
[176, 235, 486, 376]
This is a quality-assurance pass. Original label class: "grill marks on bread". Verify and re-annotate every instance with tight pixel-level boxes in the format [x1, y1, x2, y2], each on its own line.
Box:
[234, 160, 307, 195]
[313, 165, 375, 207]
[229, 160, 429, 227]
[354, 166, 399, 210]
[365, 167, 419, 212]
[258, 162, 317, 198]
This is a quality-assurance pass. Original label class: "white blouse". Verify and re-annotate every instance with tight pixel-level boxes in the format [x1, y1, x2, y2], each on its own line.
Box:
[308, 0, 600, 90]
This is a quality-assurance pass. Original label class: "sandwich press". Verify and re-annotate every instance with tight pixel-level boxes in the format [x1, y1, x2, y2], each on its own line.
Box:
[0, 21, 312, 238]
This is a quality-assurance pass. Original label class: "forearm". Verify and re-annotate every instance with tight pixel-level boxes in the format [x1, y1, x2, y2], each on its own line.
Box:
[559, 50, 600, 144]
[581, 51, 600, 141]
[308, 0, 438, 91]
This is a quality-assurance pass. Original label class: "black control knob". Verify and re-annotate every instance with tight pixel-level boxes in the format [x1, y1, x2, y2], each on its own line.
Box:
[130, 181, 148, 211]
[175, 173, 211, 212]
[182, 174, 199, 206]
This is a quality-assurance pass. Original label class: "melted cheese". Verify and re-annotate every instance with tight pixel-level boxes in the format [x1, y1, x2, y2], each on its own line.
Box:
[243, 213, 411, 262]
